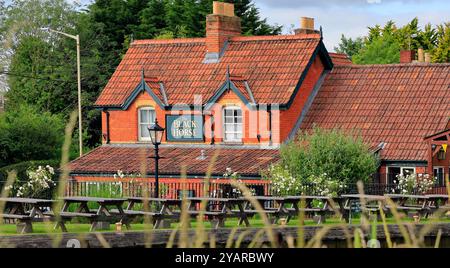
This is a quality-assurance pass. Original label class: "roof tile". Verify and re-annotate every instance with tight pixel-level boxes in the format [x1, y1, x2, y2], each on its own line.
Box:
[301, 64, 450, 161]
[95, 35, 321, 107]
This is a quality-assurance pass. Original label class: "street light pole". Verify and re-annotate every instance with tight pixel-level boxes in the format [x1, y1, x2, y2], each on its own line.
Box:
[154, 142, 160, 198]
[148, 119, 165, 198]
[42, 28, 83, 156]
[76, 34, 83, 156]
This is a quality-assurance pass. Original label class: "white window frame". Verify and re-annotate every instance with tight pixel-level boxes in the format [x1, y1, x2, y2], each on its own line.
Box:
[400, 167, 416, 176]
[223, 106, 243, 143]
[387, 166, 417, 184]
[138, 107, 156, 142]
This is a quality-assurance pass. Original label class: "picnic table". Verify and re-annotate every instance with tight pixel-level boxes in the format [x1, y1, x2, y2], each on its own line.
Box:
[119, 197, 182, 229]
[384, 194, 430, 219]
[54, 197, 129, 232]
[425, 195, 450, 217]
[238, 196, 285, 224]
[282, 196, 340, 224]
[0, 198, 55, 234]
[187, 197, 250, 228]
[340, 194, 387, 223]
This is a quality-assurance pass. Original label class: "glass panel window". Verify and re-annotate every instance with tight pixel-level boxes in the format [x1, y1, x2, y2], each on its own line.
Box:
[434, 167, 445, 187]
[223, 107, 243, 142]
[138, 107, 156, 141]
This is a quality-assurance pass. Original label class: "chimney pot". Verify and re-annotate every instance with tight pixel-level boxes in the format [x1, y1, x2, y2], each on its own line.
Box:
[418, 48, 425, 62]
[424, 52, 431, 63]
[295, 17, 319, 35]
[400, 50, 415, 64]
[300, 17, 315, 30]
[213, 1, 235, 17]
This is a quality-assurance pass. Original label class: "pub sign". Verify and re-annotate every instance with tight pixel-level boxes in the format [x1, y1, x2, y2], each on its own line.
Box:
[166, 115, 204, 142]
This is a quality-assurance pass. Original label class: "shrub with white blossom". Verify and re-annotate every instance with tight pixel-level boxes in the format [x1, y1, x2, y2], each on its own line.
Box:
[220, 168, 255, 197]
[305, 173, 346, 197]
[267, 164, 302, 196]
[268, 165, 346, 197]
[109, 170, 143, 197]
[5, 165, 56, 198]
[394, 173, 434, 195]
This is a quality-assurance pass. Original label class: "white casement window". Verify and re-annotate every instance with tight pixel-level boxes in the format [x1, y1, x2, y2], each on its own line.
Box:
[223, 106, 243, 143]
[387, 166, 416, 184]
[138, 107, 156, 141]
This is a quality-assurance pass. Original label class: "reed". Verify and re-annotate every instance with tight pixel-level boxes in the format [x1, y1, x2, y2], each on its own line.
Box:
[0, 114, 449, 249]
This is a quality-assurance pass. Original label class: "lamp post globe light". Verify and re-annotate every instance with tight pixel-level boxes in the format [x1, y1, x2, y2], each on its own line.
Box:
[148, 119, 165, 198]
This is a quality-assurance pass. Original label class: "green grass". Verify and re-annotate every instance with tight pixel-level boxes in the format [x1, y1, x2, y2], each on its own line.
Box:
[1, 216, 449, 236]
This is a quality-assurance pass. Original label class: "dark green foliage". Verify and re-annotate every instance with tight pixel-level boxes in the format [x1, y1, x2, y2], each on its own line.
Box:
[0, 105, 65, 167]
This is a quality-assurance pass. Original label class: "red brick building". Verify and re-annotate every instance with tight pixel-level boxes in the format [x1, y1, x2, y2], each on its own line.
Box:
[69, 2, 450, 193]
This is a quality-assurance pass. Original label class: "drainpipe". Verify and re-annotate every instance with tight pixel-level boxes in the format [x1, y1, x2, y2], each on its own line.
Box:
[104, 109, 111, 144]
[268, 106, 273, 146]
[211, 113, 215, 145]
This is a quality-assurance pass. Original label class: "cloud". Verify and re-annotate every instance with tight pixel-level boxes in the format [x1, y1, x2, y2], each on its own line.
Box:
[256, 0, 440, 8]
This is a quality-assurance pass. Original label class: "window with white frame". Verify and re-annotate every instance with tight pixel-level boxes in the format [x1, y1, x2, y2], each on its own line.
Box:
[223, 106, 243, 142]
[138, 107, 156, 141]
[400, 167, 416, 176]
[387, 166, 416, 184]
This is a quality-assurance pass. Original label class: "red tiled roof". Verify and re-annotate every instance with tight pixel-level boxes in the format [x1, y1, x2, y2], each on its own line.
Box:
[329, 53, 353, 66]
[68, 145, 280, 177]
[301, 63, 450, 161]
[95, 34, 323, 107]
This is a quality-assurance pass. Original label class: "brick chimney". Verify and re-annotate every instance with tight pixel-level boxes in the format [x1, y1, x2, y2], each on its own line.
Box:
[400, 50, 415, 64]
[204, 1, 241, 63]
[295, 17, 320, 35]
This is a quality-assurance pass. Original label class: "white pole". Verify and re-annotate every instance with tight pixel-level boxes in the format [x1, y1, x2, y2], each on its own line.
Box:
[76, 35, 83, 156]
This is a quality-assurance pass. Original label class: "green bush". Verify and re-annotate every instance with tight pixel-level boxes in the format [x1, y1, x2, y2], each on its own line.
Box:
[265, 128, 380, 196]
[0, 104, 65, 167]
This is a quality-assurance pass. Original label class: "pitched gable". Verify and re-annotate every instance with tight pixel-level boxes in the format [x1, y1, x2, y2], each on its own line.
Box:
[95, 34, 332, 109]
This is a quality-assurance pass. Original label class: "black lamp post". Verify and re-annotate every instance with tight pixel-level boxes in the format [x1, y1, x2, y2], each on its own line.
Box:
[148, 119, 165, 198]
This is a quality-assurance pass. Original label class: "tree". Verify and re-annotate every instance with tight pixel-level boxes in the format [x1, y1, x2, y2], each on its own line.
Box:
[0, 104, 64, 167]
[136, 0, 168, 39]
[433, 23, 450, 63]
[353, 34, 401, 64]
[334, 35, 364, 59]
[337, 18, 450, 64]
[265, 128, 379, 196]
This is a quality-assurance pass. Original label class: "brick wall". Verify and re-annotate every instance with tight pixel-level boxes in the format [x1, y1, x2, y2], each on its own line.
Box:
[278, 56, 325, 142]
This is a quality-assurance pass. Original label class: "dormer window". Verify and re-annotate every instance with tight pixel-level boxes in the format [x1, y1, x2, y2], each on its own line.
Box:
[223, 106, 243, 143]
[138, 107, 156, 141]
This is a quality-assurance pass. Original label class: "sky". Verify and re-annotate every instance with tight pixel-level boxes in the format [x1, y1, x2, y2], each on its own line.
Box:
[256, 0, 450, 51]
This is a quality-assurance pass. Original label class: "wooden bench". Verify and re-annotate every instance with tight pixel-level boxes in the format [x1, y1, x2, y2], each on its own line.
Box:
[1, 214, 32, 220]
[109, 209, 166, 228]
